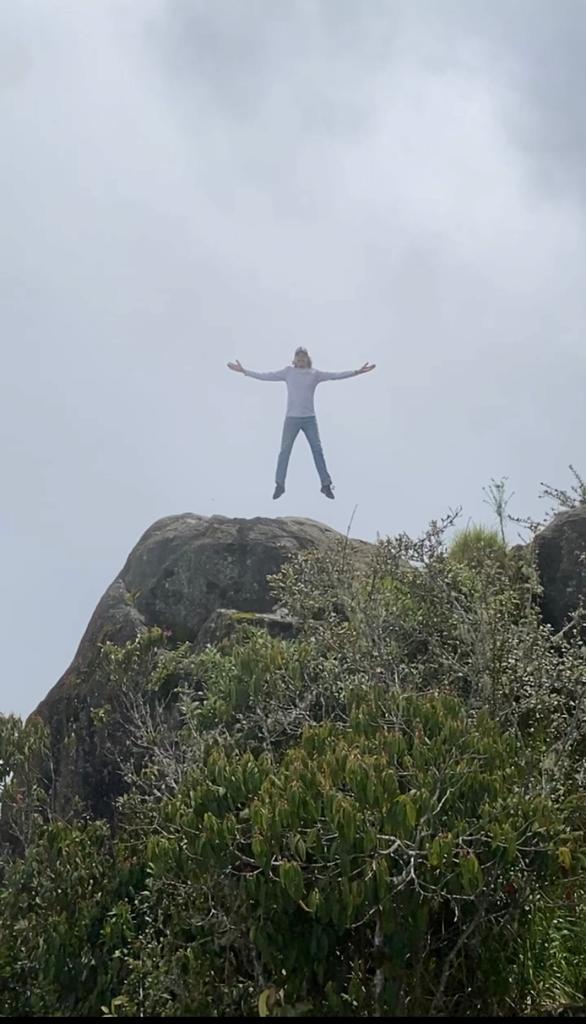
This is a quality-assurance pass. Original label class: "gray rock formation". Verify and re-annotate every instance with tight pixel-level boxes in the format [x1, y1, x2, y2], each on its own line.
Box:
[36, 513, 370, 717]
[32, 513, 372, 816]
[26, 504, 586, 819]
[532, 505, 586, 632]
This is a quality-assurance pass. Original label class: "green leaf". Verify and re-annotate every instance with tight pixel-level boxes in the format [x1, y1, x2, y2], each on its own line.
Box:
[295, 836, 307, 862]
[558, 846, 572, 870]
[279, 860, 305, 902]
[252, 835, 267, 865]
[306, 888, 320, 913]
[259, 987, 275, 1017]
[399, 794, 417, 828]
[375, 857, 390, 900]
[429, 836, 442, 868]
[460, 852, 483, 893]
[362, 826, 377, 855]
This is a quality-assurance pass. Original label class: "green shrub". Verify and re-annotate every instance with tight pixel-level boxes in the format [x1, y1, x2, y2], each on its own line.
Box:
[1, 507, 585, 1017]
[448, 524, 507, 568]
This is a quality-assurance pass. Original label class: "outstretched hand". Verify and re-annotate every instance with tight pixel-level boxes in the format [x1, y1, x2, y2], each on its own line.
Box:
[227, 360, 245, 373]
[356, 362, 376, 374]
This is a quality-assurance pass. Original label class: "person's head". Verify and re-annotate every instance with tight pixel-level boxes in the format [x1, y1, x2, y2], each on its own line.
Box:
[293, 346, 312, 368]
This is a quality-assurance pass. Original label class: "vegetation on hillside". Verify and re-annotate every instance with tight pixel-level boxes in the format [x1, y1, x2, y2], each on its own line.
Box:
[1, 483, 585, 1017]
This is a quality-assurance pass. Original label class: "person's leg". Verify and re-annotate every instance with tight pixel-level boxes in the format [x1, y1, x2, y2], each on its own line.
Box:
[276, 417, 301, 487]
[301, 417, 332, 486]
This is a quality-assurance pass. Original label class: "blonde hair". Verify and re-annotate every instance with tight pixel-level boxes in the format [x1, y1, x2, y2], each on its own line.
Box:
[293, 347, 312, 368]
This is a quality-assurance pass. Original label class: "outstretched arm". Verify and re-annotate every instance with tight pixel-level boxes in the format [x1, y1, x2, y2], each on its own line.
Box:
[316, 362, 376, 382]
[227, 360, 287, 381]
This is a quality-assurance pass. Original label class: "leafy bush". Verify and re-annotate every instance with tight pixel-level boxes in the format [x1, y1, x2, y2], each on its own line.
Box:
[140, 689, 579, 1016]
[1, 508, 585, 1017]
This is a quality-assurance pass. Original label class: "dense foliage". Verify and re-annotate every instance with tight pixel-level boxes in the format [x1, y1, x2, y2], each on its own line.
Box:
[1, 510, 585, 1016]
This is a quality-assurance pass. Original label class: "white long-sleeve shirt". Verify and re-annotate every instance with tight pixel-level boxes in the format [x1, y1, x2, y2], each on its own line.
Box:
[244, 365, 357, 417]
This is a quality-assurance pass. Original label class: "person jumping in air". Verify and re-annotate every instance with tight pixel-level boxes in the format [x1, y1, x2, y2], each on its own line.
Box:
[227, 347, 376, 499]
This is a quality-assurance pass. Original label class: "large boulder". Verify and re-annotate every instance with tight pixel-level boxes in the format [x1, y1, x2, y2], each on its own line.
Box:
[532, 505, 586, 632]
[31, 513, 372, 817]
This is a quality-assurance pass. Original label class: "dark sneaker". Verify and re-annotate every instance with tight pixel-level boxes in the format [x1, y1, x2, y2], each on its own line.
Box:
[273, 484, 285, 499]
[321, 484, 335, 499]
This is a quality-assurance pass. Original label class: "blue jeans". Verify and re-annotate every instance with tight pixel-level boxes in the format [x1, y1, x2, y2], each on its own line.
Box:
[276, 416, 331, 487]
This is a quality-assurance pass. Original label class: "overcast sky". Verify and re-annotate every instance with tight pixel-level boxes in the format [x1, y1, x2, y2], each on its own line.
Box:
[2, 0, 585, 718]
